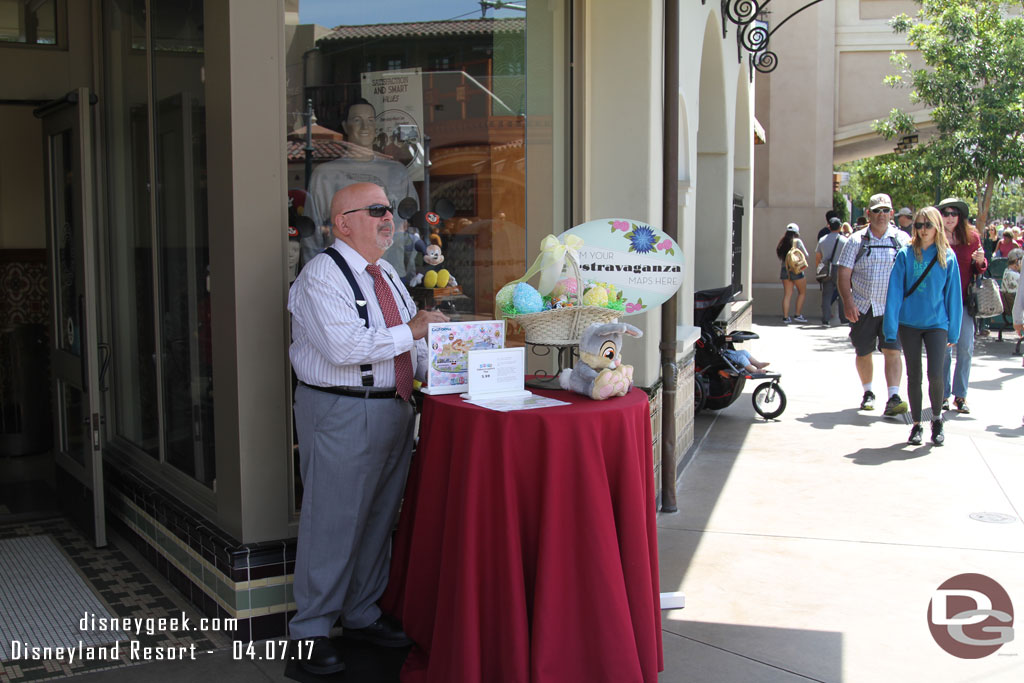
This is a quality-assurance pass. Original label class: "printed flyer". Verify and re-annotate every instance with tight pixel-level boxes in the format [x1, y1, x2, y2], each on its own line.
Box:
[422, 320, 505, 394]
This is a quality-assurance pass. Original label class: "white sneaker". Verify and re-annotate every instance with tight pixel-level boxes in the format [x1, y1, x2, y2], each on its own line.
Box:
[793, 314, 808, 323]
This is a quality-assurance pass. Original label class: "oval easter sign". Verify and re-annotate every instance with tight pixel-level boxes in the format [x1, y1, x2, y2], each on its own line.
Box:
[561, 218, 684, 316]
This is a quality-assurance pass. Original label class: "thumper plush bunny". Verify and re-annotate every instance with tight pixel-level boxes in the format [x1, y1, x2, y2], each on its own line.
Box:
[558, 322, 643, 400]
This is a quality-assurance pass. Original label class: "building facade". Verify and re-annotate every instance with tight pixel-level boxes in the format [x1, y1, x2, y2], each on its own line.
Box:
[753, 0, 927, 311]
[0, 0, 755, 640]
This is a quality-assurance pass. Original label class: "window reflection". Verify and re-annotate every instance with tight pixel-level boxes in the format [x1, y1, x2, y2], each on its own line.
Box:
[104, 0, 159, 457]
[103, 0, 213, 485]
[152, 0, 213, 485]
[0, 0, 59, 46]
[294, 11, 530, 319]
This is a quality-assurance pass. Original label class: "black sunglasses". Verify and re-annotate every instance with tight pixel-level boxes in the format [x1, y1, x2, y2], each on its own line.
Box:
[870, 207, 892, 214]
[343, 204, 394, 217]
[913, 222, 935, 230]
[940, 209, 960, 217]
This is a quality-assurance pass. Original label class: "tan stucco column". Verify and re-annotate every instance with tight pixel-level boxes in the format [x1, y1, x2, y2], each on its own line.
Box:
[205, 0, 291, 542]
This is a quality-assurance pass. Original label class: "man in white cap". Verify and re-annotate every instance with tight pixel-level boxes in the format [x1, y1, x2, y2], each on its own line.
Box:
[835, 192, 911, 414]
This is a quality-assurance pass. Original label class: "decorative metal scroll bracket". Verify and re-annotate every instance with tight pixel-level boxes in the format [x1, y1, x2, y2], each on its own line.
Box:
[700, 0, 825, 78]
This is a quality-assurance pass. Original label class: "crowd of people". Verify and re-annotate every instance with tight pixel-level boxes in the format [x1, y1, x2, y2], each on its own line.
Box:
[779, 192, 1024, 445]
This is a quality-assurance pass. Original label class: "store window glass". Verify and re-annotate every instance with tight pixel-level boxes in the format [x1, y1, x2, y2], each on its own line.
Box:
[0, 0, 61, 46]
[103, 0, 214, 487]
[291, 0, 570, 319]
[288, 1, 570, 508]
[103, 0, 158, 458]
[151, 0, 213, 484]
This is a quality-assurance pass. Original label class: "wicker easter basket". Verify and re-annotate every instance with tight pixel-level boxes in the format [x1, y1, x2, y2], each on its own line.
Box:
[508, 255, 621, 346]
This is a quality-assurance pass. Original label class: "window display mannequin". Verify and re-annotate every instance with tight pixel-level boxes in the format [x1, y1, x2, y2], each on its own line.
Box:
[305, 99, 417, 270]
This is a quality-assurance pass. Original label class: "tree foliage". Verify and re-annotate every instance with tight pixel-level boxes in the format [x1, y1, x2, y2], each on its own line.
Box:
[838, 148, 974, 215]
[873, 0, 1024, 228]
[989, 178, 1024, 219]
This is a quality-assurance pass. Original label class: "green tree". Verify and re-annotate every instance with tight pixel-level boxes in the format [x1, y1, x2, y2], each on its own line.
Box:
[874, 0, 1024, 229]
[838, 149, 973, 216]
[989, 178, 1024, 220]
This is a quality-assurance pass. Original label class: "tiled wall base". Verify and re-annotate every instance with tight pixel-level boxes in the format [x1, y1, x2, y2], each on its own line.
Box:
[675, 354, 695, 459]
[647, 383, 662, 498]
[104, 469, 296, 642]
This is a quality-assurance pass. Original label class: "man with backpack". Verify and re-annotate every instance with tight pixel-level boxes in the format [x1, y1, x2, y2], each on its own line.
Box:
[815, 217, 847, 326]
[835, 193, 912, 414]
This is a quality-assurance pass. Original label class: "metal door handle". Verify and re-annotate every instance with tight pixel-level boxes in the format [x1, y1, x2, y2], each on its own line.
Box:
[98, 343, 111, 392]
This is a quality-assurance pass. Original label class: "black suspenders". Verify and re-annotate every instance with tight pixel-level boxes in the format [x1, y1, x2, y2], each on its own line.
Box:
[324, 247, 374, 387]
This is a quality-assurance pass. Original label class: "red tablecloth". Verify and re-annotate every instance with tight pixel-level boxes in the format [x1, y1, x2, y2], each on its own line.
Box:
[381, 387, 663, 683]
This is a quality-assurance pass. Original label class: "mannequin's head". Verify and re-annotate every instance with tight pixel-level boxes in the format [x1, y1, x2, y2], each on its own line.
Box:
[342, 99, 376, 149]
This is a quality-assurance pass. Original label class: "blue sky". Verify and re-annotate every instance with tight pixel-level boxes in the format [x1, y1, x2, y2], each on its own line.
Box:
[298, 0, 521, 28]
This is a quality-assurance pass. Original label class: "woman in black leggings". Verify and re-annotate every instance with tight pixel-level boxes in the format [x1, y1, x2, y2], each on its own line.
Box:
[882, 207, 963, 446]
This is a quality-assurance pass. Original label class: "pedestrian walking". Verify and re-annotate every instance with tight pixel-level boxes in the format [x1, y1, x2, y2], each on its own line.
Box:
[817, 209, 839, 242]
[882, 207, 962, 445]
[835, 192, 911, 413]
[1013, 281, 1024, 425]
[895, 207, 914, 236]
[777, 223, 809, 324]
[816, 217, 847, 325]
[937, 197, 987, 414]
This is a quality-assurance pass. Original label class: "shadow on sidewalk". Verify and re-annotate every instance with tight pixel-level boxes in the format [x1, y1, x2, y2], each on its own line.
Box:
[985, 423, 1024, 439]
[795, 407, 881, 430]
[844, 444, 933, 466]
[968, 366, 1024, 392]
[659, 619, 843, 683]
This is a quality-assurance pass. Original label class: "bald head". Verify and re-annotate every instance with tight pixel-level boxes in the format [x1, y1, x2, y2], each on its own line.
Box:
[330, 182, 384, 224]
[330, 182, 394, 262]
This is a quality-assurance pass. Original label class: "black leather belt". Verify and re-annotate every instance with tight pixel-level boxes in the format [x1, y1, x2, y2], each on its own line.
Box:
[300, 382, 403, 400]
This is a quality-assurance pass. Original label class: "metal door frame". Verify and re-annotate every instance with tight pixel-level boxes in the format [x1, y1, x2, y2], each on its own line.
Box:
[39, 87, 106, 547]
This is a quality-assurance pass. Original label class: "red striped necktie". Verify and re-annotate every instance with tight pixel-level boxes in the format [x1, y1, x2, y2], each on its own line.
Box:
[365, 264, 413, 400]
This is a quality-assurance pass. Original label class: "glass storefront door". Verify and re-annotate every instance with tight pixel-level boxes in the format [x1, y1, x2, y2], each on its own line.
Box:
[40, 87, 107, 547]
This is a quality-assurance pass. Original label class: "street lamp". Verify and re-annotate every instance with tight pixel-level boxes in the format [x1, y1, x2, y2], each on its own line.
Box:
[303, 99, 316, 191]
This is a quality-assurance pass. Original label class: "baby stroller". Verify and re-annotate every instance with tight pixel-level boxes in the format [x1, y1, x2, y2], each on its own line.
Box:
[693, 286, 786, 419]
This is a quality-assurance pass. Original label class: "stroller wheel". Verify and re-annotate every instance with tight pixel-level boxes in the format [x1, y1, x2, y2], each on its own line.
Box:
[694, 374, 709, 414]
[752, 381, 786, 419]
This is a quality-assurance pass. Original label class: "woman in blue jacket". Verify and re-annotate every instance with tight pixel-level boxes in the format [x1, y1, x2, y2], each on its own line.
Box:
[883, 207, 962, 446]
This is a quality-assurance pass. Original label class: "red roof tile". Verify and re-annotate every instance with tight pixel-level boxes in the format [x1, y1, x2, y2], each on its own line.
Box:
[319, 17, 524, 43]
[286, 140, 397, 162]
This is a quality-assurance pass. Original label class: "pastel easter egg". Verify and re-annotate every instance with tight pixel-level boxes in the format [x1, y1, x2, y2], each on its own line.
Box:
[551, 277, 579, 299]
[496, 283, 516, 309]
[582, 285, 609, 307]
[513, 282, 544, 313]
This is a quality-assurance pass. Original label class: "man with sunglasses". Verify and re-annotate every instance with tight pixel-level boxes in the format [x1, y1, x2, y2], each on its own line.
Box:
[835, 193, 911, 414]
[287, 183, 450, 674]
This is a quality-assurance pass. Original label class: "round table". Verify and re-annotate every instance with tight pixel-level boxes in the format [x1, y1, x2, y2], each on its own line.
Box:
[381, 386, 663, 683]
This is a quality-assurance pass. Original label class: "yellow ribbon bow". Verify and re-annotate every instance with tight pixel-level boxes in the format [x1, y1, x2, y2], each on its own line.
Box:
[512, 234, 584, 295]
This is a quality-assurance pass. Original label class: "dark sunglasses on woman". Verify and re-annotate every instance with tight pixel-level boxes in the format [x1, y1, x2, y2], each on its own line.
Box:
[913, 222, 935, 230]
[940, 209, 959, 218]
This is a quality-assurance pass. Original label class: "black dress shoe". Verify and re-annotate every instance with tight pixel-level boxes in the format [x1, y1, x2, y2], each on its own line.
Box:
[296, 636, 345, 675]
[345, 614, 412, 648]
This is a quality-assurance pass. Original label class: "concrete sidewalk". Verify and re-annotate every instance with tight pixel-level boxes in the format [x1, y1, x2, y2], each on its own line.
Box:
[657, 316, 1024, 683]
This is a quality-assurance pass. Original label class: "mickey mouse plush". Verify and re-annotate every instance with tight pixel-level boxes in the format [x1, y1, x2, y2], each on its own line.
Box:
[409, 243, 458, 288]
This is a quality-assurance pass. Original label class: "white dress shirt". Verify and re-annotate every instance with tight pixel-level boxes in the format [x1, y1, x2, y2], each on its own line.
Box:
[289, 239, 427, 387]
